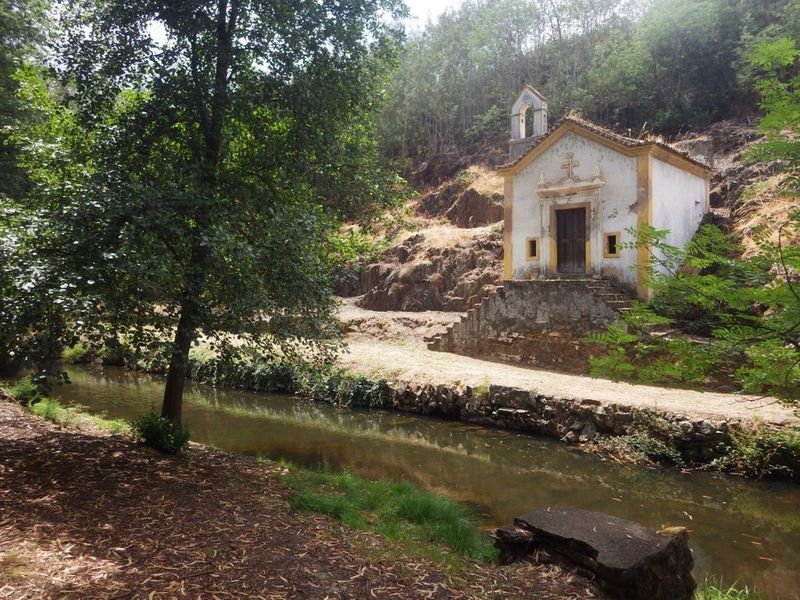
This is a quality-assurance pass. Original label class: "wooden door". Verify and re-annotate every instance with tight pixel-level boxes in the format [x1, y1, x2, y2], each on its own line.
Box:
[556, 208, 586, 274]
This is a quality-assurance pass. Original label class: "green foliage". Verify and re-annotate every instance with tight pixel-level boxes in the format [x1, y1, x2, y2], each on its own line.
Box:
[744, 37, 800, 167]
[695, 580, 758, 599]
[61, 343, 92, 364]
[286, 466, 498, 565]
[131, 412, 191, 455]
[465, 106, 507, 150]
[0, 0, 47, 201]
[2, 0, 406, 426]
[590, 218, 800, 402]
[712, 424, 800, 481]
[320, 371, 390, 408]
[380, 0, 797, 159]
[599, 432, 685, 467]
[7, 378, 41, 404]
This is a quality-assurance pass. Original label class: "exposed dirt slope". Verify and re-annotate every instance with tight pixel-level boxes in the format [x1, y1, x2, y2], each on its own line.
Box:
[337, 165, 505, 312]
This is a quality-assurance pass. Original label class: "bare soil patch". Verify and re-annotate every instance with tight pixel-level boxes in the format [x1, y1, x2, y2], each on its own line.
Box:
[0, 399, 604, 599]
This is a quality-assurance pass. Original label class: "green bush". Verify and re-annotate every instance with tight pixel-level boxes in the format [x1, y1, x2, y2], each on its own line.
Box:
[599, 432, 685, 467]
[132, 411, 191, 455]
[713, 424, 800, 480]
[323, 371, 390, 408]
[61, 343, 93, 364]
[8, 378, 42, 404]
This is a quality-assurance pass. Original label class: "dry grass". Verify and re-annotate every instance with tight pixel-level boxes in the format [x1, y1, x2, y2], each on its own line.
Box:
[463, 165, 504, 196]
[395, 223, 496, 251]
[733, 174, 799, 258]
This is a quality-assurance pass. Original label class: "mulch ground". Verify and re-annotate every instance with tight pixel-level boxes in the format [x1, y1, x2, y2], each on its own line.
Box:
[0, 399, 607, 599]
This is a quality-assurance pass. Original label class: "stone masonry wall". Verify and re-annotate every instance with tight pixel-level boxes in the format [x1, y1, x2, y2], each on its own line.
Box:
[375, 381, 734, 463]
[428, 280, 631, 373]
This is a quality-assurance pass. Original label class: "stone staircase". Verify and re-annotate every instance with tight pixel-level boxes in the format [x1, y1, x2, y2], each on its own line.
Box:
[583, 278, 636, 315]
[427, 278, 636, 352]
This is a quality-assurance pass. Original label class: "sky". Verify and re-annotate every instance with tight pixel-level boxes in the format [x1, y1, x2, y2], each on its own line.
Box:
[404, 0, 463, 29]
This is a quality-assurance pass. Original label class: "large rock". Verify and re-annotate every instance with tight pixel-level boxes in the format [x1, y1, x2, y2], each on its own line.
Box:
[493, 505, 695, 600]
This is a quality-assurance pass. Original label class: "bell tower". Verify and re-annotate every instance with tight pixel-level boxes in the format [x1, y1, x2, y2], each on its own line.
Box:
[509, 85, 548, 161]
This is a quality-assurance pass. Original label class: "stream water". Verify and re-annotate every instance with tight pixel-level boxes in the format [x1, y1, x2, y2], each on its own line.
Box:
[54, 365, 800, 598]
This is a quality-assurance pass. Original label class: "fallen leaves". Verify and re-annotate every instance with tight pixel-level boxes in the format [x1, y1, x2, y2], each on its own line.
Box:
[0, 400, 606, 599]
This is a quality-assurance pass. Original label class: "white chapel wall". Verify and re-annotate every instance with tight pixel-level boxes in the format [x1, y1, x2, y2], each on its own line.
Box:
[651, 157, 709, 272]
[510, 132, 639, 286]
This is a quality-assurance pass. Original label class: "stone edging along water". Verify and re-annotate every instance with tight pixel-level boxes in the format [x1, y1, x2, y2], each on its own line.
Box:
[354, 380, 733, 463]
[106, 346, 796, 477]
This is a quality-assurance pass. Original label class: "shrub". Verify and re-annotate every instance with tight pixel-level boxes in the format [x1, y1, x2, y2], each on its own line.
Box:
[132, 411, 191, 455]
[8, 378, 42, 404]
[713, 424, 800, 480]
[324, 371, 390, 408]
[599, 432, 684, 467]
[61, 343, 93, 364]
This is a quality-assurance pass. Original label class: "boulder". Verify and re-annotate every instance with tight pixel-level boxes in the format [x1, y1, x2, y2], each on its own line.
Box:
[492, 505, 695, 600]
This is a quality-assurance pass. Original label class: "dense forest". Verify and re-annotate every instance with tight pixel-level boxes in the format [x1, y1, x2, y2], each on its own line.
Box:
[380, 0, 800, 160]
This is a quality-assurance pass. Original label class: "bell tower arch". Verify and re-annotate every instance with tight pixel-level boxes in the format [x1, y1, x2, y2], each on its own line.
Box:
[509, 85, 548, 161]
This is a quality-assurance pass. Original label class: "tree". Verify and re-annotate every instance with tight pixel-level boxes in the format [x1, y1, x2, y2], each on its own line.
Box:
[589, 37, 800, 403]
[0, 0, 47, 201]
[15, 0, 403, 427]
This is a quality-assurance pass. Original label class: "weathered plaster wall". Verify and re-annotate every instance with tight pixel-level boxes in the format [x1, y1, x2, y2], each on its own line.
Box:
[651, 157, 709, 267]
[510, 133, 639, 286]
[429, 280, 627, 372]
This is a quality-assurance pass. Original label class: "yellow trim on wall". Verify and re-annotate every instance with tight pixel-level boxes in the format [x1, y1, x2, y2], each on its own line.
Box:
[649, 146, 710, 179]
[503, 175, 513, 280]
[636, 154, 652, 301]
[525, 237, 539, 260]
[498, 121, 711, 181]
[603, 231, 621, 258]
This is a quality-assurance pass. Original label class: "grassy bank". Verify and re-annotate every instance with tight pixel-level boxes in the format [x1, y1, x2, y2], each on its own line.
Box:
[279, 464, 497, 570]
[1, 379, 762, 599]
[695, 581, 757, 599]
[3, 379, 129, 434]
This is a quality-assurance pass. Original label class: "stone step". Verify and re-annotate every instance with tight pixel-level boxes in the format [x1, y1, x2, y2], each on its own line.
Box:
[605, 300, 633, 308]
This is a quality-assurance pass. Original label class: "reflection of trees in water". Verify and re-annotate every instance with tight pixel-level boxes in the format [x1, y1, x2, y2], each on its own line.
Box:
[66, 366, 800, 597]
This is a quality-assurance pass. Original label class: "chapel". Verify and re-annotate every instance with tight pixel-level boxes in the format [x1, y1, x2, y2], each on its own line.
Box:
[499, 85, 711, 299]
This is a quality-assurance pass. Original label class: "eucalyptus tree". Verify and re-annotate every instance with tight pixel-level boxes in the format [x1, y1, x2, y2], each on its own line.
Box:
[21, 0, 404, 426]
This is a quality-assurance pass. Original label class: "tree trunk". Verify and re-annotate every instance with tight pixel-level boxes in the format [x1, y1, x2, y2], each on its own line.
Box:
[160, 0, 238, 427]
[161, 307, 195, 426]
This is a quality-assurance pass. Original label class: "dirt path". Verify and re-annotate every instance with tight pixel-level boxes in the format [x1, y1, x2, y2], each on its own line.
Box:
[0, 400, 604, 599]
[338, 297, 461, 342]
[339, 339, 799, 425]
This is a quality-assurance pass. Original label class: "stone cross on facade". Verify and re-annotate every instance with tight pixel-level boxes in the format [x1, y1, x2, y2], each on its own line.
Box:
[561, 152, 579, 181]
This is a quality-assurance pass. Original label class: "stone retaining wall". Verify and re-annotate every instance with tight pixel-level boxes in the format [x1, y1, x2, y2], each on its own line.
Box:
[372, 380, 734, 462]
[428, 279, 632, 372]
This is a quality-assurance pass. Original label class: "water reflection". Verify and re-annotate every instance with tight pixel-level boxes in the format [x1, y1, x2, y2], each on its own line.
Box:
[54, 366, 800, 598]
